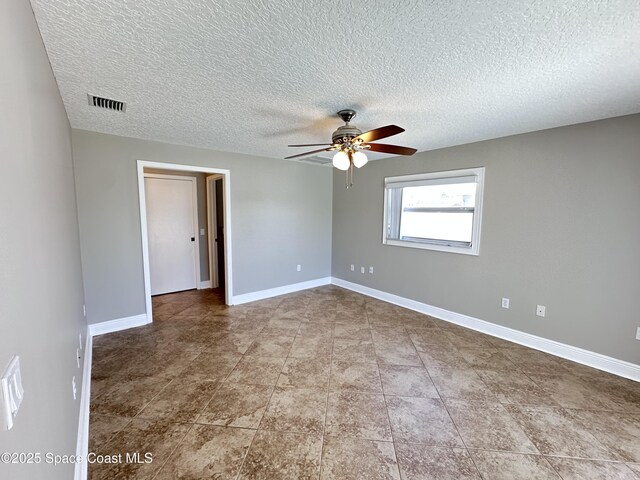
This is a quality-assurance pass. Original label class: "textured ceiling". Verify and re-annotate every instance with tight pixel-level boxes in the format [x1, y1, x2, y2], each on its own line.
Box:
[31, 0, 640, 161]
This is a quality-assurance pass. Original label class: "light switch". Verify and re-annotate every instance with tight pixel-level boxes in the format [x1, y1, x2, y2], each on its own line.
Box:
[200, 228, 205, 236]
[1, 356, 24, 431]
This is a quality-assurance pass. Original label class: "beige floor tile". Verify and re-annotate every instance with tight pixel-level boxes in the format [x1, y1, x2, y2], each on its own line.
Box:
[470, 451, 560, 480]
[296, 323, 334, 339]
[88, 414, 131, 453]
[203, 332, 257, 355]
[325, 392, 392, 441]
[417, 346, 469, 369]
[320, 436, 400, 480]
[566, 409, 640, 462]
[154, 424, 255, 479]
[91, 374, 173, 417]
[332, 338, 377, 363]
[277, 356, 331, 389]
[238, 430, 322, 479]
[528, 372, 628, 411]
[333, 324, 372, 341]
[136, 376, 218, 423]
[506, 405, 623, 460]
[546, 457, 639, 479]
[89, 288, 639, 480]
[625, 462, 640, 475]
[245, 335, 295, 357]
[501, 348, 569, 375]
[329, 361, 383, 393]
[289, 336, 333, 359]
[376, 344, 423, 366]
[456, 347, 518, 370]
[379, 364, 439, 398]
[443, 328, 495, 349]
[89, 418, 191, 480]
[226, 355, 286, 385]
[409, 330, 455, 351]
[445, 399, 538, 453]
[475, 368, 559, 406]
[197, 383, 272, 428]
[426, 364, 496, 402]
[395, 444, 480, 480]
[187, 350, 243, 380]
[260, 387, 327, 434]
[386, 396, 463, 446]
[260, 318, 302, 337]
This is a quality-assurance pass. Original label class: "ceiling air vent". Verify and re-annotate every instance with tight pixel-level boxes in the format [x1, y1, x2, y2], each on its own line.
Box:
[87, 94, 126, 112]
[300, 156, 332, 166]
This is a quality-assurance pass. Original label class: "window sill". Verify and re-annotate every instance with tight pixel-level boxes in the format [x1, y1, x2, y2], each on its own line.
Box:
[383, 238, 480, 256]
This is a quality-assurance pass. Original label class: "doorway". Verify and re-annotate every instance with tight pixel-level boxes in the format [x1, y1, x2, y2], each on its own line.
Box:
[137, 161, 234, 321]
[206, 175, 226, 290]
[144, 174, 199, 295]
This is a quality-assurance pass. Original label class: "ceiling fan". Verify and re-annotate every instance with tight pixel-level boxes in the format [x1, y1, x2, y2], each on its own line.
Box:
[285, 109, 417, 187]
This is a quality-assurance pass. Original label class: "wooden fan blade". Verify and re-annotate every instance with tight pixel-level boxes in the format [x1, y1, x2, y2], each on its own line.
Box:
[365, 143, 417, 156]
[288, 144, 332, 147]
[353, 125, 405, 143]
[284, 147, 333, 159]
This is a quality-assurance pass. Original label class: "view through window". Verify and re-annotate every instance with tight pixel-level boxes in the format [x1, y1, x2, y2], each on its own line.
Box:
[383, 168, 484, 255]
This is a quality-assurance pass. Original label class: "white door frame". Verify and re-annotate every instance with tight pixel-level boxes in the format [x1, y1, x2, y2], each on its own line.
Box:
[137, 161, 234, 322]
[143, 173, 201, 293]
[206, 174, 223, 289]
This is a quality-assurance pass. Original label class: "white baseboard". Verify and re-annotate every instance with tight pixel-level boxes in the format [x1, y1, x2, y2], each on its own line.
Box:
[331, 277, 640, 382]
[88, 313, 151, 337]
[198, 280, 211, 290]
[232, 277, 332, 305]
[74, 331, 93, 480]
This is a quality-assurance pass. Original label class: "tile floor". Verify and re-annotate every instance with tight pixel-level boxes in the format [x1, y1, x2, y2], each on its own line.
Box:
[88, 286, 640, 479]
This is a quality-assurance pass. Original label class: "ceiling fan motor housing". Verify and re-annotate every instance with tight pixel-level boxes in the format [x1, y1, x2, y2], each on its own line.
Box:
[332, 124, 362, 144]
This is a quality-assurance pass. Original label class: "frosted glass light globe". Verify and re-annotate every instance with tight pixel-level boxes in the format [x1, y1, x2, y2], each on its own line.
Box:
[352, 151, 368, 168]
[332, 151, 350, 170]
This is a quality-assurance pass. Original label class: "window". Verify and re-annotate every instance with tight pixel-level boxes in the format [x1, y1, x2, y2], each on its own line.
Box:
[383, 167, 485, 255]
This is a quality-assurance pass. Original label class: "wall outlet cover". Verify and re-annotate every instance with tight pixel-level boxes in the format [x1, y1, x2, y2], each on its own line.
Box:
[501, 298, 510, 309]
[536, 305, 546, 317]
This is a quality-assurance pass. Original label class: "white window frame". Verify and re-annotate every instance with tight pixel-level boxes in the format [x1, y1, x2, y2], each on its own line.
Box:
[382, 167, 485, 255]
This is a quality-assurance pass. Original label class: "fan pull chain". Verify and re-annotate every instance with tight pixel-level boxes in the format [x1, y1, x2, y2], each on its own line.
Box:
[346, 160, 353, 188]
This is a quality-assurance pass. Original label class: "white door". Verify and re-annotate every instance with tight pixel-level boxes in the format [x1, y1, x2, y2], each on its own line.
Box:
[145, 176, 198, 295]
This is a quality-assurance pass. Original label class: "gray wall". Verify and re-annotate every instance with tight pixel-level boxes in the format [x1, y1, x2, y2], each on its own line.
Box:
[72, 130, 333, 324]
[143, 168, 210, 283]
[0, 1, 87, 478]
[332, 114, 640, 365]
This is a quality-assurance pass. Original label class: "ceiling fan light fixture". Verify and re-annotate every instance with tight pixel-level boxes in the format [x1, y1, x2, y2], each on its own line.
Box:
[352, 151, 368, 168]
[332, 151, 350, 170]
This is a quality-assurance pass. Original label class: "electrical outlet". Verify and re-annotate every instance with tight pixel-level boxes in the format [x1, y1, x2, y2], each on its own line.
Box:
[76, 349, 81, 369]
[369, 266, 374, 274]
[536, 305, 546, 317]
[350, 264, 355, 272]
[501, 298, 510, 309]
[72, 376, 77, 400]
[360, 266, 365, 274]
[200, 228, 205, 236]
[636, 327, 640, 341]
[296, 264, 301, 272]
[83, 305, 86, 317]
